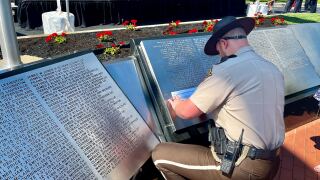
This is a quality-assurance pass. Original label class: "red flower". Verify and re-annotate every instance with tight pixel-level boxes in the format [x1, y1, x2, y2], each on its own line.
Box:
[111, 43, 117, 47]
[51, 33, 58, 37]
[96, 44, 104, 48]
[168, 31, 177, 35]
[119, 41, 125, 46]
[122, 20, 129, 26]
[61, 32, 66, 37]
[207, 25, 213, 32]
[188, 28, 198, 34]
[96, 32, 103, 38]
[202, 20, 208, 26]
[104, 31, 112, 36]
[131, 19, 137, 26]
[45, 35, 52, 43]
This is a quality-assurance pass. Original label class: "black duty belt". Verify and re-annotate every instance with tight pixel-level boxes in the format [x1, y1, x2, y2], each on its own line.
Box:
[246, 147, 280, 160]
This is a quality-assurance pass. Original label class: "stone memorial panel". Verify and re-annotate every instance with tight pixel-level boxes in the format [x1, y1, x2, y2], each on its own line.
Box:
[137, 24, 320, 133]
[0, 52, 159, 179]
[103, 59, 165, 141]
[139, 35, 220, 132]
[290, 23, 320, 75]
[248, 27, 320, 95]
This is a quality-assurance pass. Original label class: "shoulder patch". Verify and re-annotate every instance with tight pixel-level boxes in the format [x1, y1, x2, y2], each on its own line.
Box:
[206, 68, 213, 78]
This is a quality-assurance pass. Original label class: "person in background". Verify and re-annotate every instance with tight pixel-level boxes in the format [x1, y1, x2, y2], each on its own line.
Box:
[284, 0, 302, 12]
[305, 0, 311, 10]
[152, 16, 285, 180]
[307, 0, 318, 13]
[267, 0, 275, 14]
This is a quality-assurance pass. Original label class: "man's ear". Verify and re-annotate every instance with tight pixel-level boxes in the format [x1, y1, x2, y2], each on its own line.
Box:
[222, 39, 228, 50]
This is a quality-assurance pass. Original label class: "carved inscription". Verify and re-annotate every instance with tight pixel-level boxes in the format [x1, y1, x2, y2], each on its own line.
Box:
[248, 29, 311, 71]
[248, 28, 320, 95]
[0, 78, 95, 179]
[28, 58, 147, 178]
[0, 53, 159, 179]
[142, 35, 219, 99]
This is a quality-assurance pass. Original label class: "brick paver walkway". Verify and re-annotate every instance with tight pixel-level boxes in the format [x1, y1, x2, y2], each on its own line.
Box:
[274, 118, 320, 179]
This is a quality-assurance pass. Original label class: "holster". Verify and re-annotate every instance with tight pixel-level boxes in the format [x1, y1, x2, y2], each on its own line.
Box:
[208, 119, 228, 155]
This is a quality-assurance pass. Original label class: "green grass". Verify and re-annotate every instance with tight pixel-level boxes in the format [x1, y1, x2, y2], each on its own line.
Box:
[246, 0, 320, 3]
[275, 13, 320, 24]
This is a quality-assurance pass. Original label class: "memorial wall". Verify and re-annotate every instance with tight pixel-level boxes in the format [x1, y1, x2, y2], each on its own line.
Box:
[2, 23, 320, 178]
[103, 59, 166, 142]
[137, 35, 219, 135]
[134, 23, 320, 140]
[0, 52, 159, 179]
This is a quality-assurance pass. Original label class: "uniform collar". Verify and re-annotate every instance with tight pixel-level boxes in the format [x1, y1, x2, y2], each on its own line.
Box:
[235, 46, 253, 56]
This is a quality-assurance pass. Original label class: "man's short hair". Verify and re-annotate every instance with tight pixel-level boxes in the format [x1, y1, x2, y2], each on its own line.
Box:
[223, 28, 247, 38]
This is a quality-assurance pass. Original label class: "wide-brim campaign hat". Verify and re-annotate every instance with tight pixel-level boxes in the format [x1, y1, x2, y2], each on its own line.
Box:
[204, 16, 255, 55]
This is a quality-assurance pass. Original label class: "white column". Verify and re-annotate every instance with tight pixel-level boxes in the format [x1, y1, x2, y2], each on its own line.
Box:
[0, 0, 22, 68]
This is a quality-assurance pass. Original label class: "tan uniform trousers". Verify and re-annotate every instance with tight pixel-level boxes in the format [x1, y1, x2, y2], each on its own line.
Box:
[152, 142, 280, 180]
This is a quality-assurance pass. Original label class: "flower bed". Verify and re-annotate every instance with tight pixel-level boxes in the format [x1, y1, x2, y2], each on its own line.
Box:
[0, 16, 288, 62]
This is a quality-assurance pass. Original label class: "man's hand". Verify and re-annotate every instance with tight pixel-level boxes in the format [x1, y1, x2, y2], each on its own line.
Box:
[168, 96, 182, 111]
[167, 96, 204, 120]
[167, 96, 183, 120]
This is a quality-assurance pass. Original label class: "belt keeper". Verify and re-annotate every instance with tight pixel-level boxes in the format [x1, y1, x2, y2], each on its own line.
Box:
[250, 148, 257, 160]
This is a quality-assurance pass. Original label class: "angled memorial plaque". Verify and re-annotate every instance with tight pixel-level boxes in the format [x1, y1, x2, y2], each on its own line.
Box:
[103, 58, 166, 142]
[0, 52, 159, 179]
[290, 23, 320, 75]
[136, 34, 220, 135]
[248, 25, 320, 102]
[133, 23, 320, 140]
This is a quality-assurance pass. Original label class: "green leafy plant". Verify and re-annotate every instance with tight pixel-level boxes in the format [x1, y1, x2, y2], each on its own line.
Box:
[45, 32, 67, 44]
[96, 31, 113, 42]
[169, 20, 181, 27]
[103, 42, 125, 56]
[254, 12, 265, 26]
[271, 16, 286, 25]
[163, 20, 181, 35]
[202, 19, 218, 32]
[122, 19, 138, 31]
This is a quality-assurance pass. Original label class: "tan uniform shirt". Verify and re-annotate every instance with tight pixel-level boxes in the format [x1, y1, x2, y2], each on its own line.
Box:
[190, 46, 285, 150]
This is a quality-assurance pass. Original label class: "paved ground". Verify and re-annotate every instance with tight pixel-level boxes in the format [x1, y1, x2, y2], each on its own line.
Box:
[275, 117, 320, 179]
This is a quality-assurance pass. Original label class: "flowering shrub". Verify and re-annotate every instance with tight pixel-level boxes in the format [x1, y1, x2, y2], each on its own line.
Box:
[96, 31, 113, 42]
[95, 30, 126, 56]
[96, 44, 104, 49]
[104, 41, 125, 56]
[188, 28, 198, 34]
[202, 19, 218, 32]
[169, 20, 181, 27]
[168, 31, 177, 35]
[163, 20, 181, 35]
[122, 19, 138, 31]
[45, 32, 67, 44]
[254, 12, 265, 27]
[271, 17, 286, 25]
